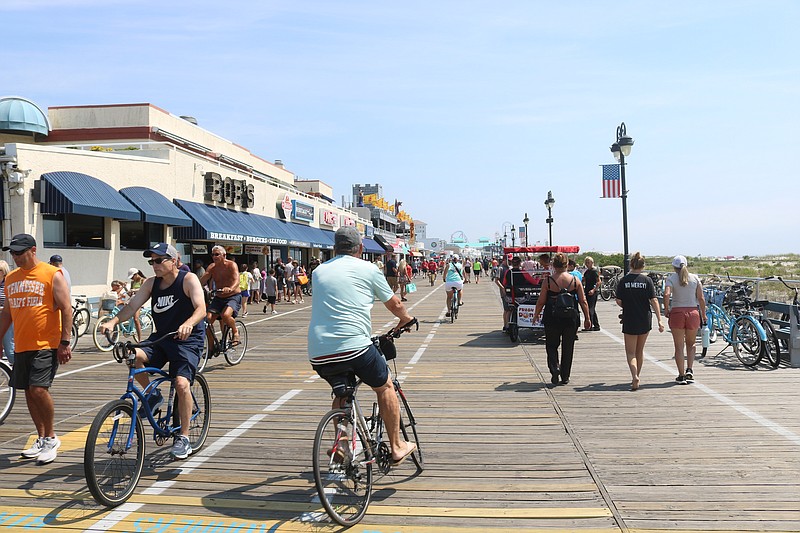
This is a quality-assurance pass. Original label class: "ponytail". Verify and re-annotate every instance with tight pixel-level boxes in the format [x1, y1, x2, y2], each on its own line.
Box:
[630, 252, 645, 270]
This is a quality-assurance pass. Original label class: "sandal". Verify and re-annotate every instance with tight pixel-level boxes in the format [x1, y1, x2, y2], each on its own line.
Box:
[391, 443, 417, 467]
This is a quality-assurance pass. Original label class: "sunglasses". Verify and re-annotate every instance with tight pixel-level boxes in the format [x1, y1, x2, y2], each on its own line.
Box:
[212, 253, 222, 257]
[147, 257, 173, 265]
[10, 248, 30, 256]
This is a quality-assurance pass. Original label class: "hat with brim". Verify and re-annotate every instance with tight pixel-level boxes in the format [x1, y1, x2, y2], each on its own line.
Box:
[143, 243, 178, 258]
[2, 233, 36, 252]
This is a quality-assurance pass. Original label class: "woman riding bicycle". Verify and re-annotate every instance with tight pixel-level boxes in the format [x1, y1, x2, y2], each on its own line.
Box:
[443, 255, 465, 317]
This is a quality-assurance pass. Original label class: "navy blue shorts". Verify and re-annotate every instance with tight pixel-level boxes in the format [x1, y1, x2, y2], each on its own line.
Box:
[11, 349, 58, 389]
[142, 337, 202, 383]
[208, 294, 241, 318]
[312, 344, 389, 391]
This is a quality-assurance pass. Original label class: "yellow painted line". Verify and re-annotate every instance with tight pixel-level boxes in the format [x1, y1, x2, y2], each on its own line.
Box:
[0, 505, 622, 532]
[0, 488, 612, 519]
[19, 423, 91, 456]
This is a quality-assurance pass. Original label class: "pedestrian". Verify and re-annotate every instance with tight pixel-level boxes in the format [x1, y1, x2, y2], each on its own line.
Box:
[582, 256, 601, 331]
[472, 257, 482, 283]
[250, 262, 261, 304]
[0, 260, 15, 363]
[568, 259, 583, 282]
[176, 252, 191, 273]
[0, 234, 73, 465]
[48, 254, 72, 291]
[495, 255, 512, 331]
[275, 259, 286, 302]
[259, 267, 267, 302]
[308, 226, 417, 466]
[463, 259, 471, 283]
[291, 260, 305, 304]
[284, 258, 295, 302]
[615, 252, 665, 391]
[262, 269, 278, 314]
[239, 263, 253, 317]
[384, 254, 399, 293]
[398, 259, 409, 302]
[532, 252, 591, 386]
[127, 267, 147, 340]
[663, 255, 705, 384]
[193, 259, 206, 279]
[521, 255, 538, 272]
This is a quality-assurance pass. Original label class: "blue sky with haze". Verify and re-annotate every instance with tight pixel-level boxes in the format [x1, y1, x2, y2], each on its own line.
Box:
[3, 1, 798, 256]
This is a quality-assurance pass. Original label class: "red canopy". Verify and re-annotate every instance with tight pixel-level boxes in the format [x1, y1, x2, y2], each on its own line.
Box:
[503, 246, 580, 254]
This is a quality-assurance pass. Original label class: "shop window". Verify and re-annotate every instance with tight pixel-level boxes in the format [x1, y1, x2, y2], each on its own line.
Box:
[120, 221, 164, 250]
[43, 214, 105, 248]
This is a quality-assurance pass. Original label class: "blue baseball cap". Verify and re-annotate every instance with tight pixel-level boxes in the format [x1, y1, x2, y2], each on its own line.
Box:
[143, 243, 178, 258]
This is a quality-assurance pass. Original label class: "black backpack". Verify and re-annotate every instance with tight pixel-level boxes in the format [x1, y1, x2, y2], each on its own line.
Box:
[550, 277, 578, 319]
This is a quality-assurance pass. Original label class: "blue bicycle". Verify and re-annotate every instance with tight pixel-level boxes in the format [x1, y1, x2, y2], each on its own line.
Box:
[84, 332, 211, 507]
[93, 304, 153, 352]
[702, 301, 769, 367]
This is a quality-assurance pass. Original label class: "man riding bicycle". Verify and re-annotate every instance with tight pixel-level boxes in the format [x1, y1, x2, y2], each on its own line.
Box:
[308, 226, 417, 466]
[443, 255, 464, 317]
[99, 243, 206, 459]
[199, 246, 241, 346]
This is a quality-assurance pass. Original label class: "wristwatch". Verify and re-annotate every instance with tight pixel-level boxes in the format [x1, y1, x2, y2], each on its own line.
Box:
[60, 339, 70, 346]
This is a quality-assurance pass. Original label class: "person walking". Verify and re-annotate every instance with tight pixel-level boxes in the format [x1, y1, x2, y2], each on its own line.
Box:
[582, 256, 601, 331]
[308, 227, 417, 466]
[398, 259, 409, 302]
[615, 252, 665, 391]
[384, 254, 399, 294]
[127, 268, 147, 340]
[0, 260, 15, 363]
[250, 262, 261, 304]
[48, 255, 72, 291]
[532, 253, 591, 386]
[275, 259, 286, 302]
[0, 234, 73, 464]
[239, 263, 253, 317]
[262, 269, 278, 314]
[472, 258, 482, 284]
[663, 255, 705, 384]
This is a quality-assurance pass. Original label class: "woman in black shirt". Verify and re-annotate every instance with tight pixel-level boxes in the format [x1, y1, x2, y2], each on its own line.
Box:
[615, 252, 664, 391]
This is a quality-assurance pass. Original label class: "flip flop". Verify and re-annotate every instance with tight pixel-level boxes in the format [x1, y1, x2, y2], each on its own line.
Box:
[391, 443, 417, 467]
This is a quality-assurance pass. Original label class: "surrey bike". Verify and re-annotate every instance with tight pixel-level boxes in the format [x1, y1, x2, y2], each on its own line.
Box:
[199, 289, 248, 373]
[84, 332, 211, 507]
[312, 318, 423, 527]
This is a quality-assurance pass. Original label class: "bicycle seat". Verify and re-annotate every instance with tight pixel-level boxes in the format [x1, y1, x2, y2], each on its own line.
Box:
[74, 298, 86, 304]
[329, 373, 357, 399]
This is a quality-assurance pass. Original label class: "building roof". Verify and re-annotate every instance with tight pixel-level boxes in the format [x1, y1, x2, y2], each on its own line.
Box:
[0, 96, 51, 135]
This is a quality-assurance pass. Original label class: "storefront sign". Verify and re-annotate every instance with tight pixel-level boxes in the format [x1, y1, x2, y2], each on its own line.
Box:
[291, 200, 315, 222]
[222, 244, 243, 256]
[320, 209, 338, 227]
[209, 231, 282, 245]
[341, 216, 355, 227]
[245, 244, 268, 255]
[204, 172, 255, 209]
[191, 244, 208, 254]
[276, 193, 292, 219]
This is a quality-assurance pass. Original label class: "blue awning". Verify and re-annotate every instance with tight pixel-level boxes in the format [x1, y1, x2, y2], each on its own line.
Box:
[274, 220, 312, 248]
[120, 187, 192, 226]
[174, 199, 290, 245]
[41, 171, 140, 220]
[362, 238, 386, 254]
[305, 226, 334, 250]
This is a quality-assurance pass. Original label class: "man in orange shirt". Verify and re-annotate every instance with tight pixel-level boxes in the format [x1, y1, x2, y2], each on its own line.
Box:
[0, 234, 72, 465]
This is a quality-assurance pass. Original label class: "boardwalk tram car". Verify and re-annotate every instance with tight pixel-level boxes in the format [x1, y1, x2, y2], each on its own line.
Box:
[503, 246, 580, 342]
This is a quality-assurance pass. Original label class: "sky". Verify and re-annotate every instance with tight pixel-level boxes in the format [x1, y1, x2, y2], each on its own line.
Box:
[3, 0, 798, 257]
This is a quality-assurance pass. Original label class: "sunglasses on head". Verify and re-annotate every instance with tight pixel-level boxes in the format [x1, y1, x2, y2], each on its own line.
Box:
[10, 248, 30, 256]
[147, 256, 172, 265]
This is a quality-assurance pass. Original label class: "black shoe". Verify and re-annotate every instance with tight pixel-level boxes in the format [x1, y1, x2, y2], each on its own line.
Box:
[551, 374, 559, 385]
[560, 379, 570, 385]
[685, 369, 694, 383]
[263, 305, 267, 314]
[592, 326, 600, 331]
[675, 375, 688, 385]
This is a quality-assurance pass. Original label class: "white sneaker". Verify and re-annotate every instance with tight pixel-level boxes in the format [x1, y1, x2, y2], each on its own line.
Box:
[271, 310, 278, 315]
[21, 437, 45, 458]
[36, 436, 61, 465]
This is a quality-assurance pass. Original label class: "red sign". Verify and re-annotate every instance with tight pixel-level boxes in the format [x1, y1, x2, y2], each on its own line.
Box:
[281, 193, 292, 213]
[321, 209, 338, 227]
[341, 216, 356, 227]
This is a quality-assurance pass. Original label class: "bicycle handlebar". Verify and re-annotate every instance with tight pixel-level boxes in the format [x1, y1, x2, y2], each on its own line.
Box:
[111, 331, 180, 364]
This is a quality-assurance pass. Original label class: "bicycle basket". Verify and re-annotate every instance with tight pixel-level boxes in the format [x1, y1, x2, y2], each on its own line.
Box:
[378, 335, 397, 361]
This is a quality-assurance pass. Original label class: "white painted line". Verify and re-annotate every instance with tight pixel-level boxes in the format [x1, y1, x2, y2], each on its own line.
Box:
[600, 329, 800, 447]
[83, 389, 303, 532]
[56, 359, 116, 378]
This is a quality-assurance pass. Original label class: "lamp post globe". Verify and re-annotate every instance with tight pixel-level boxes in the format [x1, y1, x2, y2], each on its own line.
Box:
[544, 191, 555, 246]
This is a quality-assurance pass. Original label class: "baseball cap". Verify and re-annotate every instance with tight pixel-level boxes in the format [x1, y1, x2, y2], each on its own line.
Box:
[452, 254, 460, 260]
[334, 226, 362, 250]
[143, 242, 178, 258]
[49, 254, 63, 264]
[2, 233, 36, 252]
[672, 255, 687, 269]
[127, 267, 139, 279]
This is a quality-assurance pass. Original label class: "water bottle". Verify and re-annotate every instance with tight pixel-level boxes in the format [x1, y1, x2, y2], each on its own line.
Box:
[701, 322, 710, 349]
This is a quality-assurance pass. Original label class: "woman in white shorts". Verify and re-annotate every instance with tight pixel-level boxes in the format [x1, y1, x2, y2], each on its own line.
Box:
[443, 255, 465, 317]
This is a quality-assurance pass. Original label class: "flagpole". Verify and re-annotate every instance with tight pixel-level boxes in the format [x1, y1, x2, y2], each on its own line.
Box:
[610, 122, 634, 274]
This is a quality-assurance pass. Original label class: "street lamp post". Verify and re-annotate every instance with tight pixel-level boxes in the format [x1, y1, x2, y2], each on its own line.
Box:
[511, 225, 516, 247]
[502, 221, 513, 248]
[610, 122, 634, 274]
[522, 213, 529, 247]
[544, 191, 555, 246]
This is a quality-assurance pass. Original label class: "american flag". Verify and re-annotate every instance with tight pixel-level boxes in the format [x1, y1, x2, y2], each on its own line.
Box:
[602, 164, 621, 198]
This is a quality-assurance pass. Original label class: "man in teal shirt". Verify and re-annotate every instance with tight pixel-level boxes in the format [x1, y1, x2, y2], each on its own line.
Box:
[308, 227, 417, 465]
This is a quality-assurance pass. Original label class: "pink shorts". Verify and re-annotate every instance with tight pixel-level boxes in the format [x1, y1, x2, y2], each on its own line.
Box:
[668, 307, 701, 330]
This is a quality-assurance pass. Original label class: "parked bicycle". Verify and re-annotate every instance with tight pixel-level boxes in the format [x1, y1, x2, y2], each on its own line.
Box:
[72, 296, 92, 338]
[718, 275, 780, 368]
[312, 319, 423, 526]
[599, 270, 622, 301]
[84, 331, 211, 507]
[0, 359, 14, 424]
[198, 290, 248, 373]
[701, 288, 771, 367]
[93, 304, 153, 352]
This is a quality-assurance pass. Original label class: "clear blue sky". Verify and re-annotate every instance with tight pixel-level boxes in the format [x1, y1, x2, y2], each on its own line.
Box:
[4, 0, 798, 256]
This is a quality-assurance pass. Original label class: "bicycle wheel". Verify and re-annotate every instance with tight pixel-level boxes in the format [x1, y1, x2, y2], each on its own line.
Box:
[223, 321, 247, 365]
[508, 323, 519, 342]
[760, 318, 781, 368]
[312, 409, 372, 527]
[396, 386, 423, 471]
[174, 373, 211, 451]
[139, 311, 154, 339]
[732, 317, 762, 367]
[93, 316, 120, 352]
[197, 334, 210, 373]
[74, 307, 91, 337]
[84, 400, 145, 507]
[600, 281, 614, 301]
[70, 323, 79, 351]
[0, 362, 15, 425]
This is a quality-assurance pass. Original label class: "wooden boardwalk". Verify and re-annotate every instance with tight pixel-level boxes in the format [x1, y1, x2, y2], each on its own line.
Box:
[1, 276, 799, 532]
